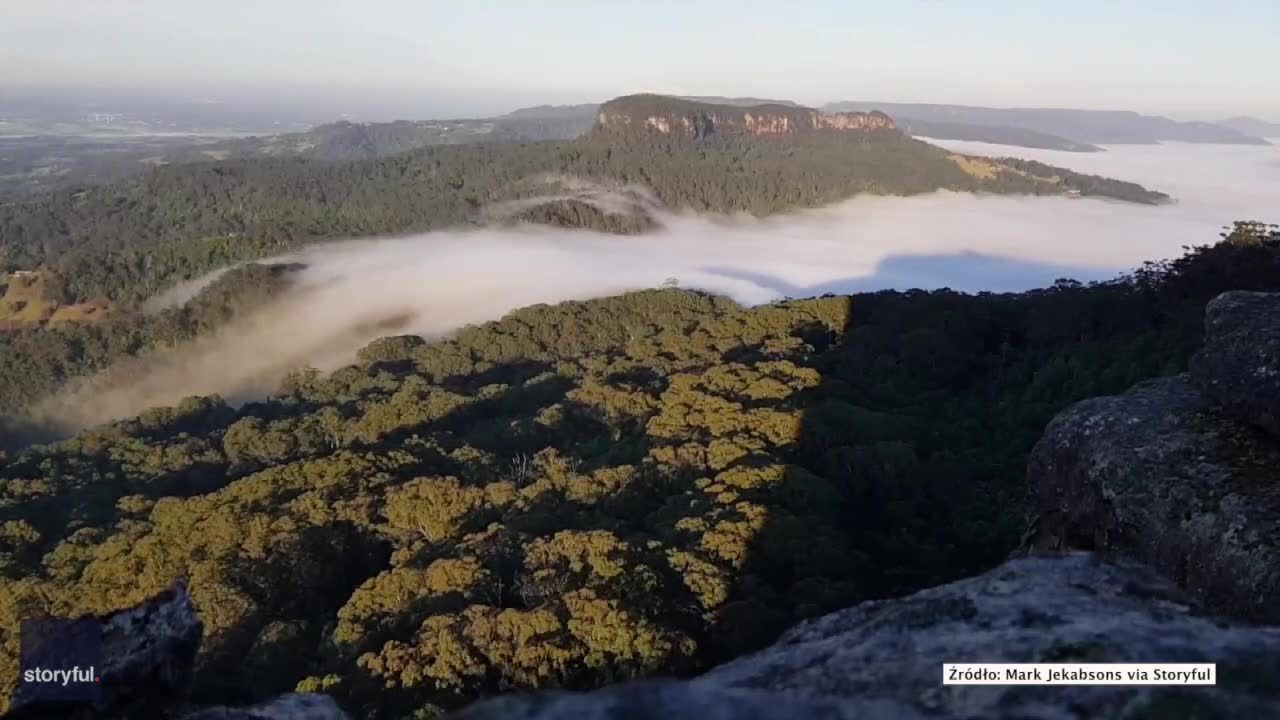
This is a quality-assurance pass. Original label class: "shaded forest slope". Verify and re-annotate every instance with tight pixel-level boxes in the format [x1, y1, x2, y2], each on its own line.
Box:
[2, 232, 1279, 717]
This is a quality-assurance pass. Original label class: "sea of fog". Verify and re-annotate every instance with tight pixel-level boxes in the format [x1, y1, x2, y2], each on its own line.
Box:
[36, 139, 1280, 431]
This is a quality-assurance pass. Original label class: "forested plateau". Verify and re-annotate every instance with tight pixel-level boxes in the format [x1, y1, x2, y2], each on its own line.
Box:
[0, 95, 1166, 306]
[2, 227, 1279, 717]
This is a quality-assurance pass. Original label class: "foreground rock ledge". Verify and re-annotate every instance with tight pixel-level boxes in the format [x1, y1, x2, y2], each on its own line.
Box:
[1191, 290, 1280, 437]
[1031, 291, 1280, 624]
[453, 553, 1280, 720]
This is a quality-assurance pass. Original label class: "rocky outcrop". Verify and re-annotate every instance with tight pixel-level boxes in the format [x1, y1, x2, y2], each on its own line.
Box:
[454, 553, 1280, 719]
[7, 583, 202, 717]
[97, 584, 203, 710]
[4, 583, 348, 720]
[1190, 291, 1280, 436]
[594, 95, 895, 140]
[1030, 291, 1280, 624]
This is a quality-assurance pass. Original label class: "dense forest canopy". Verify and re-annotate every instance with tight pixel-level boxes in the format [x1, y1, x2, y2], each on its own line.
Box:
[2, 231, 1279, 717]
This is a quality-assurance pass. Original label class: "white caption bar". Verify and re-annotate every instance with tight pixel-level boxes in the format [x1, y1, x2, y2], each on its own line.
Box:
[943, 663, 1216, 685]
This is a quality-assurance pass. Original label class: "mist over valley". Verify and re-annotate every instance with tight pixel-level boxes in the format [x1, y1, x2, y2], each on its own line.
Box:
[27, 137, 1280, 431]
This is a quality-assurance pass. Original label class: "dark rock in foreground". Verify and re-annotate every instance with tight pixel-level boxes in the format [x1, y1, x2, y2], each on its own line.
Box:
[7, 583, 202, 718]
[454, 553, 1280, 720]
[1191, 291, 1280, 437]
[1029, 374, 1280, 623]
[4, 584, 347, 720]
[1031, 291, 1280, 624]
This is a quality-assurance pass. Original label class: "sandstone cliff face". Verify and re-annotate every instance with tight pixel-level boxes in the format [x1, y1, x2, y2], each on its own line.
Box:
[594, 95, 896, 140]
[455, 554, 1280, 720]
[1030, 291, 1280, 624]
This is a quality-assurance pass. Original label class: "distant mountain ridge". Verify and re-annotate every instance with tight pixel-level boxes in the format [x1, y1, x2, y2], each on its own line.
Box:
[199, 113, 594, 162]
[498, 103, 600, 120]
[823, 101, 1271, 146]
[6, 96, 1261, 198]
[892, 118, 1102, 152]
[1218, 115, 1280, 138]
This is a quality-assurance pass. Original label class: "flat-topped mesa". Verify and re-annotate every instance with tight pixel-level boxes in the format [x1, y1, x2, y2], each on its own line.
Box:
[594, 94, 896, 140]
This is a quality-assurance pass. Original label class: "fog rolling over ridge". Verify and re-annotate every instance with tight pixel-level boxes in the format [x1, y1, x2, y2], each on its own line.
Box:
[35, 141, 1280, 432]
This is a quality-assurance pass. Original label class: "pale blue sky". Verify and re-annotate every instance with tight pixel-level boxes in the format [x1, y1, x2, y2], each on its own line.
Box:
[3, 0, 1277, 119]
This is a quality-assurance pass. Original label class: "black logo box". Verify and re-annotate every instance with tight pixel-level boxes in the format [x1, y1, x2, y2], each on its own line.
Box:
[17, 618, 103, 704]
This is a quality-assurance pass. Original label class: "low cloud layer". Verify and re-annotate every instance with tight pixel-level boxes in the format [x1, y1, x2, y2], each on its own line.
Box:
[34, 140, 1280, 431]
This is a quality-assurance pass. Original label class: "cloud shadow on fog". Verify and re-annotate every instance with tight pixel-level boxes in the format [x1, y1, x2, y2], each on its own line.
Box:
[701, 251, 1125, 298]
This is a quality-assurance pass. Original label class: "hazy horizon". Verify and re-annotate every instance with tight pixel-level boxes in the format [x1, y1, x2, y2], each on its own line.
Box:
[6, 82, 1279, 126]
[4, 1, 1278, 123]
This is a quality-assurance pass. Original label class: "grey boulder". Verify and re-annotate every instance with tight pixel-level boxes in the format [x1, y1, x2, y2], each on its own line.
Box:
[1191, 290, 1280, 436]
[454, 553, 1280, 720]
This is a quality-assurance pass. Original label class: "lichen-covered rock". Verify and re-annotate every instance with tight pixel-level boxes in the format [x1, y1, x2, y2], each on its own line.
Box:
[453, 554, 1280, 720]
[97, 583, 204, 709]
[1191, 291, 1280, 436]
[1030, 291, 1280, 623]
[179, 693, 349, 720]
[1029, 373, 1280, 623]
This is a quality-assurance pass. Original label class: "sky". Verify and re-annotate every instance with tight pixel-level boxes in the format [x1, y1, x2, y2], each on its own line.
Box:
[2, 0, 1278, 120]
